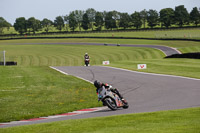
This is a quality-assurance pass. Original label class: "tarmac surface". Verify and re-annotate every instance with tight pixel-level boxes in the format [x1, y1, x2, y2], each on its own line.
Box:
[1, 66, 200, 128]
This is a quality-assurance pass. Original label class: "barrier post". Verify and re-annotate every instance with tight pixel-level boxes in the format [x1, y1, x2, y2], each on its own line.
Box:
[3, 50, 6, 66]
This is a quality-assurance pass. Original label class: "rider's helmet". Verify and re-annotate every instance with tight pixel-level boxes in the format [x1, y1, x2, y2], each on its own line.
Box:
[94, 80, 101, 88]
[85, 53, 88, 56]
[104, 83, 110, 88]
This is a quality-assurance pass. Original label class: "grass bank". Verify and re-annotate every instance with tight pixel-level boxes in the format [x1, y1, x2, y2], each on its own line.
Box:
[1, 107, 200, 133]
[0, 66, 101, 122]
[2, 28, 200, 40]
[111, 58, 200, 79]
[0, 43, 164, 66]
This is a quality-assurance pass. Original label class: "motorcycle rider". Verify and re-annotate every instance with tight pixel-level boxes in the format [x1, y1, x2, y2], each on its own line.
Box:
[84, 53, 90, 60]
[84, 53, 90, 66]
[94, 80, 127, 104]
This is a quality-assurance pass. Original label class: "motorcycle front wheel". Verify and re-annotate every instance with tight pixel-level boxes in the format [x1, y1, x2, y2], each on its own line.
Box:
[104, 97, 117, 111]
[85, 61, 89, 66]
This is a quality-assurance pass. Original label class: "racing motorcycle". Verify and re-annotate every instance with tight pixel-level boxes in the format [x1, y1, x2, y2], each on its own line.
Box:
[85, 58, 90, 66]
[97, 86, 129, 110]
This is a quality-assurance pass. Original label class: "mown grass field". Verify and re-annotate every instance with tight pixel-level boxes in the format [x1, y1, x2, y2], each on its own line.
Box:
[47, 28, 200, 39]
[2, 28, 200, 39]
[0, 43, 165, 66]
[0, 66, 101, 122]
[0, 37, 200, 132]
[1, 107, 200, 133]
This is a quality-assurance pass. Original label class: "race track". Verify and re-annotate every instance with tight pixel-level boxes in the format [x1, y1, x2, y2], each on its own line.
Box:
[2, 66, 199, 128]
[54, 66, 200, 113]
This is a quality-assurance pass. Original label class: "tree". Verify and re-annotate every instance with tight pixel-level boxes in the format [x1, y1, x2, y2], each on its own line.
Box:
[41, 18, 53, 33]
[174, 5, 189, 27]
[131, 11, 142, 29]
[105, 11, 117, 30]
[74, 10, 84, 31]
[86, 8, 96, 30]
[94, 12, 104, 31]
[68, 12, 78, 31]
[14, 17, 27, 35]
[81, 13, 89, 31]
[119, 13, 131, 29]
[190, 7, 200, 26]
[64, 15, 69, 32]
[147, 9, 159, 28]
[54, 16, 64, 31]
[27, 17, 41, 34]
[159, 8, 175, 28]
[112, 10, 120, 29]
[0, 17, 11, 34]
[140, 9, 148, 28]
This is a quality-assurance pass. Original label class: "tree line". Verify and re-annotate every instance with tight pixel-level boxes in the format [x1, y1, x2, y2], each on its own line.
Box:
[1, 5, 200, 35]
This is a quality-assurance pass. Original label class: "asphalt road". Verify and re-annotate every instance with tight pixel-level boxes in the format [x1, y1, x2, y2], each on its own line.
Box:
[54, 66, 200, 113]
[2, 66, 199, 128]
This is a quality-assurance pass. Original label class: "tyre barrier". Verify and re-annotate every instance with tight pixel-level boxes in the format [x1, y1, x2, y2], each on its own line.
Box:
[165, 52, 200, 59]
[0, 61, 17, 66]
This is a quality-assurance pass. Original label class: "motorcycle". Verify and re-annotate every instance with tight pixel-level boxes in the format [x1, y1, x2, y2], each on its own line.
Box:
[97, 86, 129, 110]
[85, 58, 90, 66]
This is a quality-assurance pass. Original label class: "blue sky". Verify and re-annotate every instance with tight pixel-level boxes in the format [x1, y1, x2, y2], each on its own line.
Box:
[0, 0, 199, 24]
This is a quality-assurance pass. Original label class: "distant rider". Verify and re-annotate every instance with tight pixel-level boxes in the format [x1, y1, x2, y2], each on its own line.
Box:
[84, 53, 90, 66]
[84, 53, 90, 60]
[93, 80, 127, 104]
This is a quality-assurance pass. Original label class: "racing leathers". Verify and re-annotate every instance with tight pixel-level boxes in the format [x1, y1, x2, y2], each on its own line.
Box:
[96, 83, 124, 100]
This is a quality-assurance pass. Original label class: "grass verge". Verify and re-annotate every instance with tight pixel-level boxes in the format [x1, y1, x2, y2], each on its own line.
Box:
[1, 107, 200, 133]
[0, 66, 101, 122]
[2, 28, 200, 39]
[111, 58, 200, 79]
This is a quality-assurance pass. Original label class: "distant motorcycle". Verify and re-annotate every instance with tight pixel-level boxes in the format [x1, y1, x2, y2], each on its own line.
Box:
[97, 86, 129, 110]
[85, 58, 90, 66]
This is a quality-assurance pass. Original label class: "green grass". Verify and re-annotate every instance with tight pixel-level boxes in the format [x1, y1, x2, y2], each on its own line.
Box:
[0, 66, 101, 122]
[2, 28, 200, 39]
[0, 44, 165, 66]
[1, 107, 200, 133]
[64, 28, 200, 39]
[111, 59, 200, 79]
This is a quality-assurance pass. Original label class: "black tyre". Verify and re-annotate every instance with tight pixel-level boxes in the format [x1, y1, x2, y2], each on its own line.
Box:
[122, 103, 129, 109]
[104, 97, 117, 111]
[85, 61, 89, 66]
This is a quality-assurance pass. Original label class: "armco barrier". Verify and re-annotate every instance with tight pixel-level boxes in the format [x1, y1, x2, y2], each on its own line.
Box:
[165, 52, 200, 59]
[0, 61, 17, 66]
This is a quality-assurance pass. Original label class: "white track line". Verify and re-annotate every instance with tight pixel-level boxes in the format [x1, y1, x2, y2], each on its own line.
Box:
[49, 66, 69, 75]
[50, 66, 93, 84]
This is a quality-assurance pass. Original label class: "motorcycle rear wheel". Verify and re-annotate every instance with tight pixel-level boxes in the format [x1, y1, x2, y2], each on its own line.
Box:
[122, 103, 129, 109]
